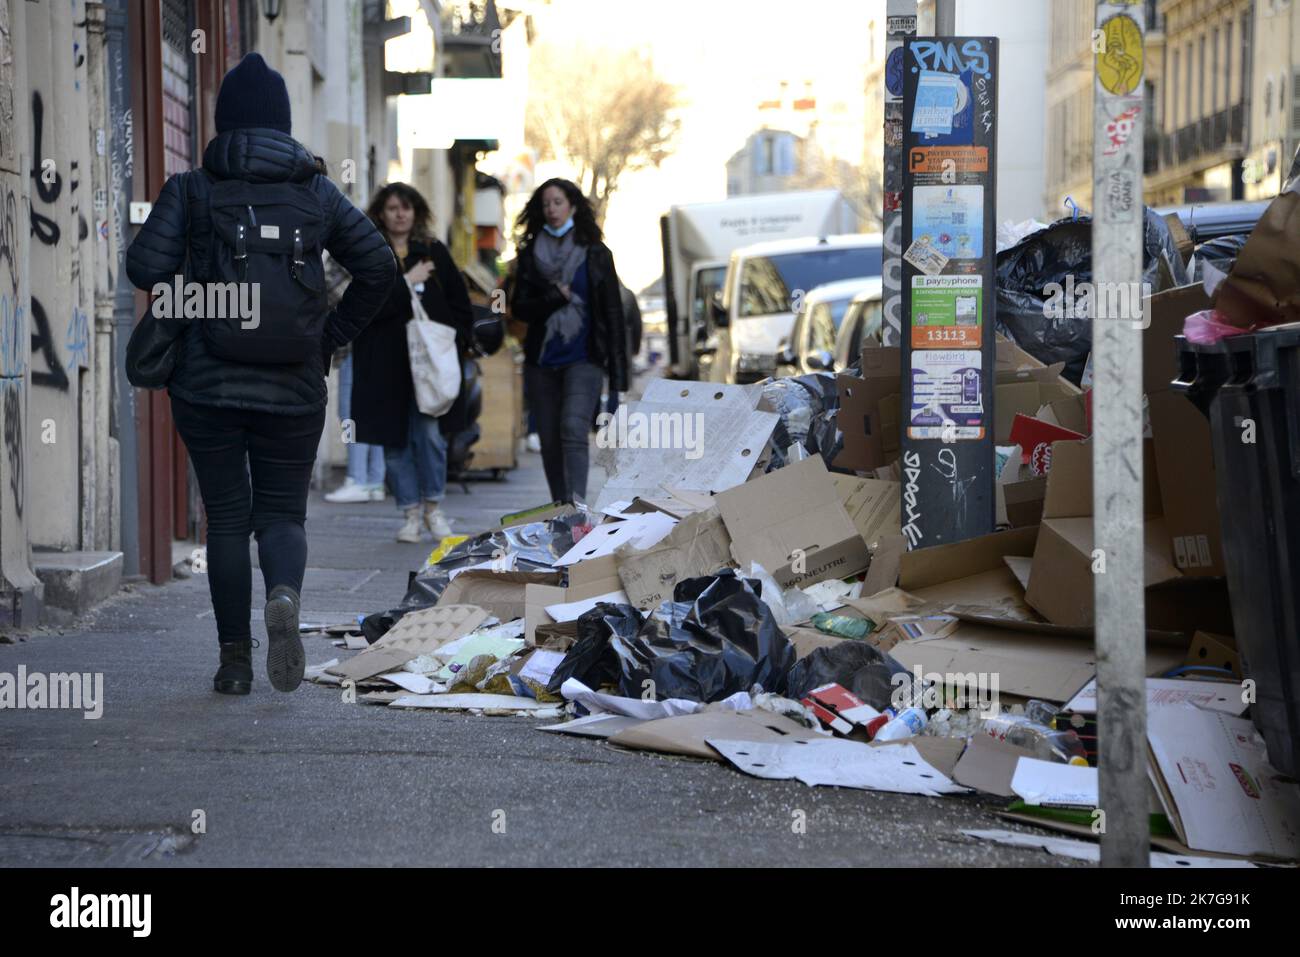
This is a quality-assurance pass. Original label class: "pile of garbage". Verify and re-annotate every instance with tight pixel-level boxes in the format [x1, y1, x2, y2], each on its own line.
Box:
[303, 244, 1300, 865]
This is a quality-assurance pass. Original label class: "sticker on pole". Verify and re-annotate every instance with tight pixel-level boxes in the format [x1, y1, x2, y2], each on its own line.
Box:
[912, 184, 984, 260]
[911, 275, 982, 349]
[1095, 14, 1143, 95]
[908, 349, 985, 440]
[903, 237, 949, 276]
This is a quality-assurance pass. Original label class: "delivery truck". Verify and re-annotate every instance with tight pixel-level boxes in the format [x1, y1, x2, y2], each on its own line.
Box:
[660, 190, 858, 378]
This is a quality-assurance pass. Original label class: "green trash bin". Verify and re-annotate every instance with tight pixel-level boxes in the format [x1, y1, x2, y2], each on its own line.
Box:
[1174, 326, 1300, 779]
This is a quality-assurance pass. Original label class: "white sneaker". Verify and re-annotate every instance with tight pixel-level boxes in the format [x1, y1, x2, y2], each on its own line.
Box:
[526, 433, 541, 453]
[423, 502, 453, 539]
[325, 478, 373, 504]
[396, 506, 423, 543]
[367, 484, 386, 502]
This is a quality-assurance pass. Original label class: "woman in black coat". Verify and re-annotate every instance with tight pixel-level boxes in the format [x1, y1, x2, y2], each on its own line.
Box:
[125, 54, 396, 696]
[349, 183, 473, 542]
[510, 178, 628, 503]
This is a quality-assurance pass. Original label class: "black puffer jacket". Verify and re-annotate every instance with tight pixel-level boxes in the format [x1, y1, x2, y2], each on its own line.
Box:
[511, 240, 628, 392]
[125, 128, 396, 414]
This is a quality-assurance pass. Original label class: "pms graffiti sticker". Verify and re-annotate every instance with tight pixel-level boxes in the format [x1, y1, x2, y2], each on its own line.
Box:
[1096, 14, 1143, 96]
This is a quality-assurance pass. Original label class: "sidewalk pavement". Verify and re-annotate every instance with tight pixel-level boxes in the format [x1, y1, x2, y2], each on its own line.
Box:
[0, 447, 1071, 867]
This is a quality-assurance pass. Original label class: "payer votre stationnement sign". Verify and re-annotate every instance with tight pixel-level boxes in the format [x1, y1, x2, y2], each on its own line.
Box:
[900, 36, 998, 549]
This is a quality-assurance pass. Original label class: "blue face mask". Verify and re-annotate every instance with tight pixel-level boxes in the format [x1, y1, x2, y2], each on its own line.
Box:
[543, 216, 574, 238]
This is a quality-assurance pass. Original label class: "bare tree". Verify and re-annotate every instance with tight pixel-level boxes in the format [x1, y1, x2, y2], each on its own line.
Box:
[787, 132, 884, 231]
[526, 42, 680, 223]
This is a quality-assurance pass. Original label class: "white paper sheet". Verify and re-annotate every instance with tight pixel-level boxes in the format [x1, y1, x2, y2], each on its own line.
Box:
[376, 671, 443, 695]
[960, 829, 1256, 867]
[559, 678, 751, 720]
[388, 693, 551, 711]
[708, 738, 968, 796]
[1065, 677, 1247, 716]
[518, 649, 567, 688]
[544, 590, 630, 622]
[1010, 757, 1098, 807]
[554, 513, 677, 566]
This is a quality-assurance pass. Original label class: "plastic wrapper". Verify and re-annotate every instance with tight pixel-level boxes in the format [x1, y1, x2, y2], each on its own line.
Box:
[1183, 308, 1252, 345]
[785, 640, 912, 713]
[762, 373, 840, 471]
[996, 218, 1048, 252]
[995, 207, 1189, 383]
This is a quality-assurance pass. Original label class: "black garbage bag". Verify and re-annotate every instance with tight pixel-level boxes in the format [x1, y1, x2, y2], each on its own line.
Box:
[995, 206, 1190, 383]
[609, 570, 797, 702]
[785, 640, 913, 712]
[545, 603, 643, 694]
[1191, 233, 1250, 283]
[762, 373, 840, 471]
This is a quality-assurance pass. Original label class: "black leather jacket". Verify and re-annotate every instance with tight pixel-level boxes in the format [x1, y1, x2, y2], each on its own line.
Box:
[511, 239, 628, 392]
[126, 127, 396, 414]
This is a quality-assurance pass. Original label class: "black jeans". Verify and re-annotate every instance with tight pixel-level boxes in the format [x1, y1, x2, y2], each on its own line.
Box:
[524, 361, 603, 503]
[170, 394, 326, 644]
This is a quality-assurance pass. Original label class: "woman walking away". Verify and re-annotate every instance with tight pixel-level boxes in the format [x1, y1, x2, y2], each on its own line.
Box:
[125, 53, 396, 695]
[349, 183, 473, 542]
[510, 178, 628, 504]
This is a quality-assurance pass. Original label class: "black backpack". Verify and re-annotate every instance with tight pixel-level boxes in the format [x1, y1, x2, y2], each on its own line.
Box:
[196, 172, 329, 364]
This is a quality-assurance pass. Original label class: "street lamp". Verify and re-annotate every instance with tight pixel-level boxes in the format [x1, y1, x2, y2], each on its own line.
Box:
[262, 0, 282, 22]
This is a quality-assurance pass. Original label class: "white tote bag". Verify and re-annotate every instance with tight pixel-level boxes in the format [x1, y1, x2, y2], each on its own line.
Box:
[405, 279, 461, 417]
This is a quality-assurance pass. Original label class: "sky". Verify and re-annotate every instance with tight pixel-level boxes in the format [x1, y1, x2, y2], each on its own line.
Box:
[523, 0, 883, 290]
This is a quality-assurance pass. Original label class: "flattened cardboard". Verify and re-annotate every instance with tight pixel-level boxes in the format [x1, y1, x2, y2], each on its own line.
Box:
[1041, 438, 1163, 520]
[995, 379, 1082, 445]
[435, 570, 561, 622]
[616, 506, 734, 611]
[1002, 476, 1048, 528]
[862, 533, 906, 595]
[953, 733, 1038, 797]
[1148, 389, 1225, 576]
[833, 475, 902, 549]
[328, 605, 489, 681]
[1185, 630, 1240, 678]
[538, 713, 646, 738]
[717, 456, 871, 589]
[592, 378, 779, 512]
[785, 625, 851, 659]
[832, 348, 902, 472]
[608, 708, 823, 760]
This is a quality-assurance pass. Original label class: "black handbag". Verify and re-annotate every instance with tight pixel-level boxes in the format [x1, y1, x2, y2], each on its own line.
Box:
[125, 307, 187, 389]
[124, 171, 196, 390]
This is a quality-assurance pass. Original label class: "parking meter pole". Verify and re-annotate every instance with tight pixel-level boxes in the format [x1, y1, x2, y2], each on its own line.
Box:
[882, 0, 917, 349]
[1091, 1, 1149, 868]
[898, 37, 998, 548]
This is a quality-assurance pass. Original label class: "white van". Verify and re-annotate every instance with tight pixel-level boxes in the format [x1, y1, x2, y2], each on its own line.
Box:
[707, 234, 884, 383]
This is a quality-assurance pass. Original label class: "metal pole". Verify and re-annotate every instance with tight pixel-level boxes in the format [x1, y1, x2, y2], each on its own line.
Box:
[881, 0, 917, 349]
[934, 0, 957, 37]
[1091, 0, 1149, 868]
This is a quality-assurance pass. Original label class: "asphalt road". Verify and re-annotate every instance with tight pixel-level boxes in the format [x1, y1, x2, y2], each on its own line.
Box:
[0, 446, 1076, 868]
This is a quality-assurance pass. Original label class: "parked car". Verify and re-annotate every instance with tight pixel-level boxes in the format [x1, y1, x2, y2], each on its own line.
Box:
[832, 284, 886, 371]
[705, 233, 884, 383]
[775, 277, 882, 377]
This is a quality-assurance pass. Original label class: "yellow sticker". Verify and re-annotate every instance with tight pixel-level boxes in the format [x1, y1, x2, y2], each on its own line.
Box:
[1096, 14, 1143, 95]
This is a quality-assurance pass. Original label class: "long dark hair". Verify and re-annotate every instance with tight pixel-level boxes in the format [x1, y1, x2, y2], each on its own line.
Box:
[515, 178, 601, 253]
[366, 182, 434, 245]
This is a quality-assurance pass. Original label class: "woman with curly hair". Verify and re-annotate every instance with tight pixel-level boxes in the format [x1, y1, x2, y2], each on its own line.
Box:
[510, 178, 628, 504]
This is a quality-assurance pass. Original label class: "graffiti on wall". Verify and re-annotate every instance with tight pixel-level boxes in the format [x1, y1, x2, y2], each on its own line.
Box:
[29, 91, 62, 247]
[3, 380, 22, 518]
[30, 297, 68, 391]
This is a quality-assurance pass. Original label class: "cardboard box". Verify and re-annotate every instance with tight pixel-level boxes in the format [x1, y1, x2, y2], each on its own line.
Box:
[832, 475, 902, 549]
[716, 456, 871, 589]
[832, 348, 902, 472]
[434, 570, 560, 622]
[525, 556, 623, 645]
[615, 507, 734, 611]
[899, 525, 1039, 610]
[802, 683, 882, 736]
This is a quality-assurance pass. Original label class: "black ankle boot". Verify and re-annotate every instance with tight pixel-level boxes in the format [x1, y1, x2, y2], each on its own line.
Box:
[214, 640, 253, 695]
[264, 585, 304, 693]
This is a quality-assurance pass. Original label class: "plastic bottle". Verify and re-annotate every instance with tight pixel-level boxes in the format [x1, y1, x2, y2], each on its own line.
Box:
[1024, 699, 1059, 728]
[810, 612, 873, 639]
[982, 713, 1089, 764]
[872, 706, 928, 742]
